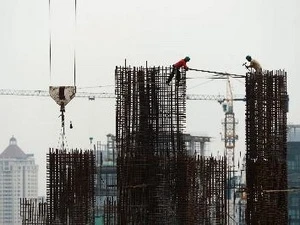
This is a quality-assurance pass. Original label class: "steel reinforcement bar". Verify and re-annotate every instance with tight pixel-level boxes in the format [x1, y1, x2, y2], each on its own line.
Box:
[115, 65, 227, 224]
[245, 70, 288, 224]
[46, 148, 95, 225]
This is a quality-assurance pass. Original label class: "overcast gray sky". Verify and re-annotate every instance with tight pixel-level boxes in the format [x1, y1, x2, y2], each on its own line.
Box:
[0, 0, 299, 196]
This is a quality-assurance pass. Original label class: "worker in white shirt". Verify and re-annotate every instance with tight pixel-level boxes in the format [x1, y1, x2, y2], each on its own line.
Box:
[245, 55, 262, 73]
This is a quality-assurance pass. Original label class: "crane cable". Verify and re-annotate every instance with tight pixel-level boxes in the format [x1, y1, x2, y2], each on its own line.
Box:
[49, 0, 77, 150]
[74, 0, 77, 89]
[49, 0, 52, 84]
[189, 68, 246, 78]
[48, 0, 77, 87]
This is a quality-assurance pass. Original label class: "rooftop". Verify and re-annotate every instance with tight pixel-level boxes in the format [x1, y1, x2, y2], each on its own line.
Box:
[0, 136, 28, 159]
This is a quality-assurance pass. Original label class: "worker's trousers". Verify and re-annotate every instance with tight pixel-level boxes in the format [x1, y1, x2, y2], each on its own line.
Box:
[167, 67, 181, 84]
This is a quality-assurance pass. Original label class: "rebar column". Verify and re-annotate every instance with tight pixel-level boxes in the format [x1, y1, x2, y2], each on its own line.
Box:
[115, 65, 188, 224]
[20, 198, 48, 225]
[46, 149, 96, 225]
[245, 71, 288, 225]
[188, 156, 227, 224]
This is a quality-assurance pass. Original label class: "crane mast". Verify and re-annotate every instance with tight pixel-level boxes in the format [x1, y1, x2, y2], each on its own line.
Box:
[223, 76, 237, 150]
[221, 76, 239, 224]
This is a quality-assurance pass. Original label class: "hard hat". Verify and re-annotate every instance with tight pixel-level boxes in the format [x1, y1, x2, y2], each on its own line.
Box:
[184, 56, 190, 61]
[246, 55, 252, 61]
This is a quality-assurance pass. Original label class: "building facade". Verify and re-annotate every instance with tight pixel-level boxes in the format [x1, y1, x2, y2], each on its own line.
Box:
[287, 125, 300, 224]
[95, 134, 117, 225]
[0, 137, 38, 225]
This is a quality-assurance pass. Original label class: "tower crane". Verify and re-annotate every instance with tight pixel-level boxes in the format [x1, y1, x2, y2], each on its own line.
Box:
[0, 88, 245, 102]
[222, 76, 238, 150]
[0, 88, 244, 150]
[0, 87, 244, 149]
[0, 89, 115, 100]
[221, 76, 240, 225]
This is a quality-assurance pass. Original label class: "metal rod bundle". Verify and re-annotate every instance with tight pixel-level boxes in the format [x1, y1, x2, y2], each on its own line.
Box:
[115, 65, 227, 224]
[46, 148, 95, 225]
[245, 70, 288, 224]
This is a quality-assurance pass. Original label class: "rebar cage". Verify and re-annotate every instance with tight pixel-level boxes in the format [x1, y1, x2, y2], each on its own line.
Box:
[115, 65, 227, 224]
[245, 71, 288, 224]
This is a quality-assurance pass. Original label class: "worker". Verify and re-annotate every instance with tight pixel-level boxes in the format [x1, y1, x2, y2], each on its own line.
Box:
[166, 56, 190, 86]
[245, 55, 262, 73]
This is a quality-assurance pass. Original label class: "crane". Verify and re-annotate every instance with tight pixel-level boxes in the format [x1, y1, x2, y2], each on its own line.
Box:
[0, 88, 245, 102]
[0, 89, 115, 100]
[221, 76, 240, 225]
[0, 87, 244, 153]
[221, 77, 238, 150]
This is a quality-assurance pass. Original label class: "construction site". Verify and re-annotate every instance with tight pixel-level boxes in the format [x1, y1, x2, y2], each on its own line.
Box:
[1, 1, 295, 225]
[14, 64, 288, 225]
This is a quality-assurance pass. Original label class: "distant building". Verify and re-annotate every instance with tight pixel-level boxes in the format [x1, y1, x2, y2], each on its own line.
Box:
[287, 125, 300, 225]
[95, 134, 117, 224]
[0, 136, 38, 225]
[183, 134, 210, 156]
[235, 155, 246, 225]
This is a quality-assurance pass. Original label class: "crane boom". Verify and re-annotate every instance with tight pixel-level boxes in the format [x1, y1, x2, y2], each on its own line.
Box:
[0, 89, 115, 99]
[0, 89, 245, 102]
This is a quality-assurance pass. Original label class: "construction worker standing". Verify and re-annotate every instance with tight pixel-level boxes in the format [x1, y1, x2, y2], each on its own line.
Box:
[245, 55, 262, 73]
[166, 56, 190, 86]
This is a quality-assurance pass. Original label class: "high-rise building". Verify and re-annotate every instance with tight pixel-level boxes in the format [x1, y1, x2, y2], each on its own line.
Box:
[0, 136, 38, 225]
[287, 125, 300, 225]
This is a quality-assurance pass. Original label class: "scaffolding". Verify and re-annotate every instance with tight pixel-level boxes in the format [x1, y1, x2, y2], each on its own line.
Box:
[245, 70, 288, 224]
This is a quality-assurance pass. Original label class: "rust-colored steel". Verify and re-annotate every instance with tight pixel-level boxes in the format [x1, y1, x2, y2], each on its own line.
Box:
[188, 156, 227, 224]
[20, 198, 48, 225]
[46, 149, 96, 225]
[115, 65, 227, 224]
[116, 66, 187, 224]
[103, 197, 117, 224]
[245, 71, 288, 225]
